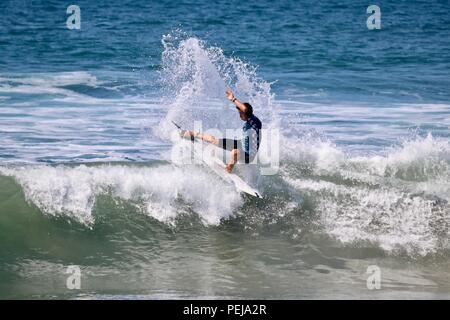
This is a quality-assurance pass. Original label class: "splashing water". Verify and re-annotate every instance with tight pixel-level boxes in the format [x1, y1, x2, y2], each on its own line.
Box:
[0, 164, 242, 226]
[155, 32, 278, 141]
[280, 133, 450, 255]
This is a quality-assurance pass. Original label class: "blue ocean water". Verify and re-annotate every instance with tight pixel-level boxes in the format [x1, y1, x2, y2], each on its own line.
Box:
[0, 0, 449, 299]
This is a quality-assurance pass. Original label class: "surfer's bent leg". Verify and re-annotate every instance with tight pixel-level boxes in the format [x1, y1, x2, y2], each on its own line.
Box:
[226, 149, 239, 172]
[225, 148, 253, 172]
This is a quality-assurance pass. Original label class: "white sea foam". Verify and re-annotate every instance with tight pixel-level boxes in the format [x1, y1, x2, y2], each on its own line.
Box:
[286, 177, 449, 255]
[0, 71, 100, 87]
[351, 133, 450, 181]
[0, 71, 103, 100]
[0, 164, 242, 227]
[281, 133, 450, 255]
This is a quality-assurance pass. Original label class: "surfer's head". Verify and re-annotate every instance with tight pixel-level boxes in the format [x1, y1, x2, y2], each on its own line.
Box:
[237, 103, 253, 120]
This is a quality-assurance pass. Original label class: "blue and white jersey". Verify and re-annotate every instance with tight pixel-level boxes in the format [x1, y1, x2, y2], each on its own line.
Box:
[242, 114, 262, 157]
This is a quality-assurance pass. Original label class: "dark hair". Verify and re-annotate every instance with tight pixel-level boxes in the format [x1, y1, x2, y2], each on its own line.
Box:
[243, 103, 253, 116]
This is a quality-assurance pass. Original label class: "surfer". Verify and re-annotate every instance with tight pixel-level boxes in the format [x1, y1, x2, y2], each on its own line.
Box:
[182, 90, 262, 173]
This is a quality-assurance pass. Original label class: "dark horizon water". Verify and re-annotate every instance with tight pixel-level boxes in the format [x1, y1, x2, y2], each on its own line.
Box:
[0, 0, 449, 299]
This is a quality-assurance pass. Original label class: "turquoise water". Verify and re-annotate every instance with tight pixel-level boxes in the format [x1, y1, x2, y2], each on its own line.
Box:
[0, 0, 449, 299]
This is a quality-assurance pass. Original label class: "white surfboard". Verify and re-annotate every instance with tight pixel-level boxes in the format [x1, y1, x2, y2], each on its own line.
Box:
[202, 149, 262, 198]
[173, 122, 262, 198]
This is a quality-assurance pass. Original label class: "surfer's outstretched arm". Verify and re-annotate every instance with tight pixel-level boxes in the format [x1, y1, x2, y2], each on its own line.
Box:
[226, 90, 247, 113]
[183, 130, 219, 146]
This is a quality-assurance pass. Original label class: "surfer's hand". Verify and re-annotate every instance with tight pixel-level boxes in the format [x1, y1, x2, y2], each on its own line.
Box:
[225, 163, 234, 173]
[226, 90, 235, 102]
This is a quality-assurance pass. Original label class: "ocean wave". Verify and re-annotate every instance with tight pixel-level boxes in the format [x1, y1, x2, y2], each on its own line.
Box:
[0, 164, 243, 227]
[0, 132, 448, 256]
[280, 133, 450, 255]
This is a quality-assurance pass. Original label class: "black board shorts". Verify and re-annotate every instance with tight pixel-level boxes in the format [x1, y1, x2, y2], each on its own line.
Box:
[217, 138, 252, 164]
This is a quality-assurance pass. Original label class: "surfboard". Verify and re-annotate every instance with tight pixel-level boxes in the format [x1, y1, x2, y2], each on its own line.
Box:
[172, 121, 262, 198]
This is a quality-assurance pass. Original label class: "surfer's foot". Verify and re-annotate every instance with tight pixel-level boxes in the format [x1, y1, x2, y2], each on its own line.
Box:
[181, 130, 195, 140]
[225, 163, 234, 173]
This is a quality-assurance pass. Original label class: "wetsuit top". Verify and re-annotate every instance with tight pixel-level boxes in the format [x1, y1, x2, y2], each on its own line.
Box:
[242, 114, 262, 157]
